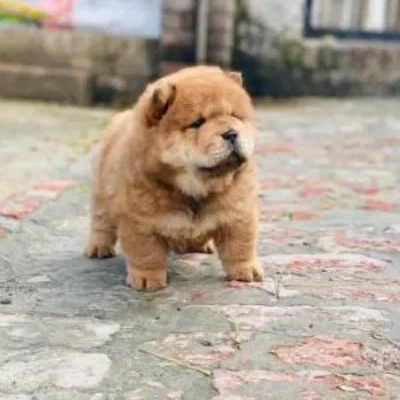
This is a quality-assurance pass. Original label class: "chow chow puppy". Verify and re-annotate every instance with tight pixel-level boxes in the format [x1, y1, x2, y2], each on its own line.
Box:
[85, 65, 264, 291]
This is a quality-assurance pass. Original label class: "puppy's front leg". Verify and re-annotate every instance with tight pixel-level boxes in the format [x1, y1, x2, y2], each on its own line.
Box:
[119, 222, 168, 291]
[215, 212, 264, 282]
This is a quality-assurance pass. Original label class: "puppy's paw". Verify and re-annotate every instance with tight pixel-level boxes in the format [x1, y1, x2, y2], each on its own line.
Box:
[201, 240, 216, 254]
[126, 267, 167, 292]
[85, 242, 116, 259]
[226, 261, 264, 282]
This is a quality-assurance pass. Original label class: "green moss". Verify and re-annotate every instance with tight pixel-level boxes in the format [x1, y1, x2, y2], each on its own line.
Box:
[279, 39, 305, 67]
[317, 46, 340, 70]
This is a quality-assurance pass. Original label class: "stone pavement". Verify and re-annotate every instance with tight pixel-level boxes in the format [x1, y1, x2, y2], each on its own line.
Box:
[0, 99, 400, 400]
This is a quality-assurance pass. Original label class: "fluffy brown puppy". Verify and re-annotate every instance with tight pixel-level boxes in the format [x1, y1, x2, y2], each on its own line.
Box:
[85, 65, 264, 291]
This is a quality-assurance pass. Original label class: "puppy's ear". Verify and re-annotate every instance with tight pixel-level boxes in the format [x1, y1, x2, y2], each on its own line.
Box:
[147, 83, 177, 126]
[225, 71, 243, 86]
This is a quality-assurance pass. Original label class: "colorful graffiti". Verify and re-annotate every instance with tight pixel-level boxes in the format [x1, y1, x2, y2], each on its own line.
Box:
[0, 0, 74, 29]
[0, 0, 161, 38]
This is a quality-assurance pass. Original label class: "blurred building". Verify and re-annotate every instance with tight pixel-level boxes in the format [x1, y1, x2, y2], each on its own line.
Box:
[0, 0, 400, 105]
[233, 0, 400, 97]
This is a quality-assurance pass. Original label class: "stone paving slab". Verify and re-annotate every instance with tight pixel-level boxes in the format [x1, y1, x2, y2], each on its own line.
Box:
[0, 100, 113, 199]
[0, 99, 400, 399]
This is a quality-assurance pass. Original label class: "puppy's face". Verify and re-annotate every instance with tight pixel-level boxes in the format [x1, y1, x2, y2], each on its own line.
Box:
[142, 67, 255, 196]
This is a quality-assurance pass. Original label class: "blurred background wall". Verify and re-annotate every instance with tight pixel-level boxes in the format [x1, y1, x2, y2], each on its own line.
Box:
[0, 0, 400, 106]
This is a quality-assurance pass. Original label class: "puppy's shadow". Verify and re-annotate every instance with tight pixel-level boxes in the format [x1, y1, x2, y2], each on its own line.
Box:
[40, 254, 127, 294]
[77, 254, 127, 288]
[43, 251, 222, 301]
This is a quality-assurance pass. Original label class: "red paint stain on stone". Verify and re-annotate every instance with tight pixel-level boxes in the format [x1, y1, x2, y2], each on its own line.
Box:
[362, 200, 398, 212]
[374, 137, 400, 147]
[318, 231, 400, 253]
[35, 180, 76, 191]
[276, 253, 385, 275]
[0, 194, 46, 220]
[146, 332, 251, 368]
[354, 186, 380, 196]
[226, 281, 247, 289]
[212, 370, 295, 397]
[256, 143, 295, 155]
[290, 211, 320, 221]
[297, 184, 332, 200]
[339, 237, 400, 253]
[213, 370, 387, 399]
[316, 374, 385, 397]
[0, 180, 77, 220]
[270, 237, 292, 246]
[269, 143, 295, 154]
[316, 286, 400, 303]
[275, 336, 366, 367]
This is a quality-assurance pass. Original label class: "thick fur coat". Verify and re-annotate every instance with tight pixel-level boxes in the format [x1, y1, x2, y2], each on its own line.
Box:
[86, 66, 263, 291]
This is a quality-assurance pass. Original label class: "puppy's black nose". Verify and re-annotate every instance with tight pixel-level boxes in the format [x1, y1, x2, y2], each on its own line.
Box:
[222, 129, 238, 142]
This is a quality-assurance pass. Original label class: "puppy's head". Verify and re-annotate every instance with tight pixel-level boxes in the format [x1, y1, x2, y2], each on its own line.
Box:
[140, 66, 255, 197]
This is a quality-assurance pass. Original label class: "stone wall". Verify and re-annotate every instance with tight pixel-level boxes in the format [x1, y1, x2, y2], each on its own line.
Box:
[0, 27, 158, 105]
[160, 0, 236, 76]
[207, 0, 236, 67]
[159, 0, 197, 75]
[301, 41, 400, 96]
[234, 0, 400, 97]
[246, 0, 303, 37]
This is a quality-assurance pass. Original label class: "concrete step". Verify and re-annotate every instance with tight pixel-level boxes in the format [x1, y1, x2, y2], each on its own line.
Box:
[0, 63, 94, 106]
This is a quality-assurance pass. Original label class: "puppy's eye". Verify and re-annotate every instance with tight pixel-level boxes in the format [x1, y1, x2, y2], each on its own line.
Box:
[188, 117, 206, 129]
[230, 112, 241, 120]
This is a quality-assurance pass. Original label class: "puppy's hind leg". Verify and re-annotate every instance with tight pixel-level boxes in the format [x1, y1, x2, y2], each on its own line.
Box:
[85, 195, 117, 259]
